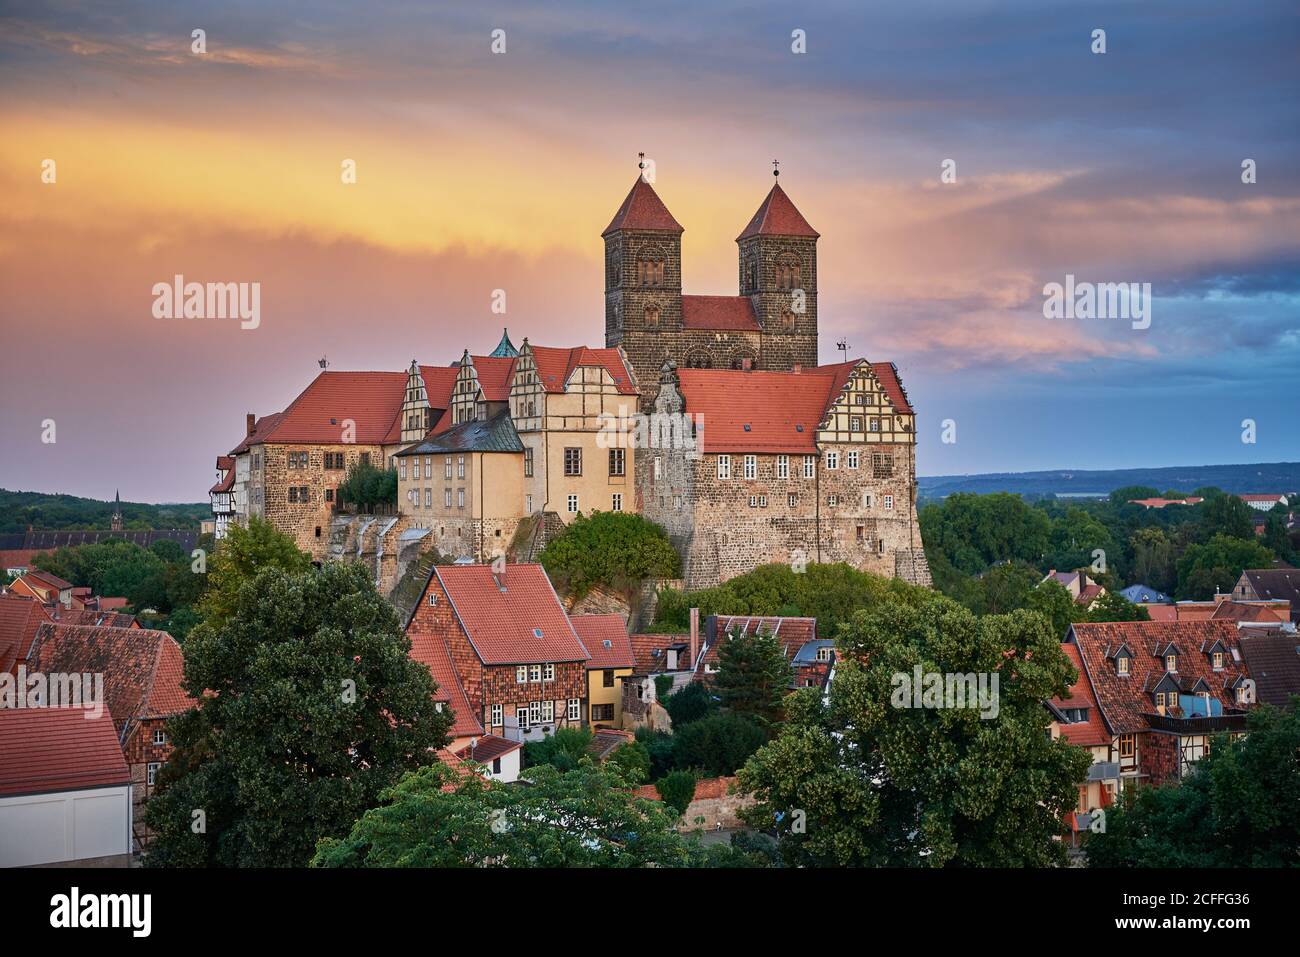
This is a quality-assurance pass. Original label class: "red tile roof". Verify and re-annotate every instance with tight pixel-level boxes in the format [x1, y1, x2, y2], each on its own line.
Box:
[455, 733, 522, 764]
[407, 633, 484, 738]
[1212, 600, 1283, 623]
[229, 412, 283, 455]
[711, 615, 817, 664]
[680, 296, 761, 332]
[629, 633, 688, 674]
[45, 607, 137, 630]
[0, 708, 131, 797]
[0, 593, 52, 673]
[869, 362, 915, 416]
[1128, 497, 1204, 508]
[1142, 604, 1178, 622]
[26, 624, 195, 737]
[737, 183, 819, 240]
[433, 564, 589, 666]
[1069, 621, 1247, 736]
[528, 345, 638, 395]
[677, 368, 836, 453]
[1050, 644, 1110, 748]
[23, 568, 73, 591]
[0, 549, 42, 571]
[571, 614, 636, 670]
[466, 355, 518, 403]
[602, 176, 684, 236]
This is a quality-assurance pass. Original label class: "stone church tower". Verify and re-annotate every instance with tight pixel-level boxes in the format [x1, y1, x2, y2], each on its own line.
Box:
[605, 166, 820, 407]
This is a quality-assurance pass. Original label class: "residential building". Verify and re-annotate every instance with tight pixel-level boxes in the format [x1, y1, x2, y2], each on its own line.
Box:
[1127, 497, 1204, 509]
[1043, 569, 1105, 609]
[1232, 568, 1300, 623]
[1237, 493, 1289, 512]
[0, 707, 133, 868]
[1067, 620, 1252, 788]
[8, 569, 74, 608]
[705, 615, 827, 688]
[1236, 633, 1300, 709]
[405, 563, 590, 742]
[1046, 643, 1117, 846]
[24, 622, 193, 850]
[1119, 583, 1170, 605]
[571, 613, 636, 728]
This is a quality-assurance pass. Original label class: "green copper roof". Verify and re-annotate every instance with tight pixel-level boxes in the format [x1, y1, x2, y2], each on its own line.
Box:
[489, 328, 519, 358]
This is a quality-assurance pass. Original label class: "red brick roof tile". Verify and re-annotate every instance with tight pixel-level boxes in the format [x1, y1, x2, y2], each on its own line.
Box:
[0, 593, 52, 673]
[433, 564, 589, 666]
[0, 708, 131, 797]
[571, 614, 636, 670]
[629, 633, 689, 674]
[528, 345, 638, 395]
[737, 183, 819, 240]
[408, 633, 484, 738]
[677, 368, 837, 453]
[1050, 644, 1110, 748]
[602, 176, 684, 236]
[680, 296, 761, 332]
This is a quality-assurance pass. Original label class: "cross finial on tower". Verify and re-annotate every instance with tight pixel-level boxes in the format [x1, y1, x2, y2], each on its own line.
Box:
[773, 159, 780, 178]
[638, 152, 645, 170]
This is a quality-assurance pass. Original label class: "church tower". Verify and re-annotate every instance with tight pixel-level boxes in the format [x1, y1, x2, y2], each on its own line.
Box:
[737, 172, 819, 370]
[603, 160, 684, 379]
[111, 489, 123, 532]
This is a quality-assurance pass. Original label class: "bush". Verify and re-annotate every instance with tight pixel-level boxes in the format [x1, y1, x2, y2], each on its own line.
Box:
[606, 740, 651, 785]
[540, 511, 681, 601]
[662, 682, 716, 728]
[674, 713, 767, 776]
[656, 770, 696, 817]
[634, 727, 678, 781]
[522, 727, 593, 771]
[336, 461, 398, 509]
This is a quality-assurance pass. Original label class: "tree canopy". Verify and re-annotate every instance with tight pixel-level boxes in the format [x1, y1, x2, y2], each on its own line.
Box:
[540, 511, 681, 601]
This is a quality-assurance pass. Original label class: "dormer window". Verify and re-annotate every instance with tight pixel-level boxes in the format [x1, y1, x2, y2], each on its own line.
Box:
[1116, 655, 1130, 676]
[1165, 653, 1177, 672]
[1212, 651, 1224, 671]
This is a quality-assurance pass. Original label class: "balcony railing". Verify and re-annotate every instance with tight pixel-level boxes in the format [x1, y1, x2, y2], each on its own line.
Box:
[1087, 761, 1121, 782]
[1143, 711, 1249, 734]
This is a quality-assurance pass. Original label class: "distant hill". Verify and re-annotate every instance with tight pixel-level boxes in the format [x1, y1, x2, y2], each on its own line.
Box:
[918, 462, 1300, 501]
[0, 489, 209, 534]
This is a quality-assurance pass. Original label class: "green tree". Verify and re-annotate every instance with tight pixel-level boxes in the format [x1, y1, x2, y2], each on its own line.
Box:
[634, 726, 678, 781]
[1262, 515, 1296, 564]
[522, 726, 593, 772]
[606, 739, 651, 785]
[1085, 590, 1150, 623]
[1110, 485, 1160, 507]
[715, 627, 793, 730]
[540, 511, 681, 602]
[656, 770, 697, 817]
[1175, 534, 1274, 600]
[144, 561, 451, 867]
[197, 516, 311, 628]
[335, 461, 398, 510]
[675, 713, 766, 776]
[1129, 527, 1177, 594]
[737, 592, 1090, 867]
[1024, 579, 1083, 638]
[1199, 493, 1255, 541]
[662, 682, 717, 728]
[313, 762, 697, 867]
[1087, 704, 1300, 867]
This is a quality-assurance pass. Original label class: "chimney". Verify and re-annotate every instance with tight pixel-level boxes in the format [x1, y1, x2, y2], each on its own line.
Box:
[689, 607, 700, 670]
[246, 412, 256, 436]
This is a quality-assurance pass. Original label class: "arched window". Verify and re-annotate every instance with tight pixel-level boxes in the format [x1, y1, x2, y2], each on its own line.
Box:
[637, 248, 666, 287]
[780, 309, 796, 332]
[644, 305, 660, 329]
[775, 256, 802, 291]
[730, 353, 756, 370]
[685, 351, 713, 369]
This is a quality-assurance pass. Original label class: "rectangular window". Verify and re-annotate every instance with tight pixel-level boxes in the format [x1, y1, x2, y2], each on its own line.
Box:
[591, 703, 615, 722]
[147, 762, 161, 786]
[152, 729, 167, 746]
[1166, 654, 1176, 672]
[748, 495, 758, 508]
[1212, 651, 1223, 671]
[653, 457, 663, 481]
[884, 495, 894, 510]
[777, 455, 789, 479]
[803, 455, 815, 479]
[529, 700, 541, 724]
[612, 493, 623, 512]
[609, 448, 625, 477]
[1118, 734, 1136, 759]
[425, 488, 433, 508]
[530, 664, 541, 682]
[325, 452, 345, 470]
[872, 452, 894, 478]
[717, 455, 731, 480]
[399, 460, 407, 481]
[491, 703, 503, 727]
[524, 447, 534, 477]
[870, 418, 881, 432]
[743, 455, 757, 480]
[564, 447, 582, 476]
[359, 453, 371, 467]
[825, 451, 839, 470]
[758, 495, 767, 507]
[603, 669, 615, 688]
[788, 493, 798, 508]
[541, 700, 554, 722]
[516, 666, 527, 683]
[457, 488, 465, 509]
[847, 451, 859, 470]
[827, 494, 839, 507]
[457, 456, 466, 479]
[517, 706, 530, 730]
[567, 494, 579, 513]
[325, 488, 334, 503]
[1117, 656, 1130, 675]
[526, 494, 533, 514]
[444, 488, 452, 508]
[444, 457, 452, 479]
[543, 663, 554, 681]
[288, 451, 308, 469]
[850, 416, 863, 432]
[568, 698, 581, 721]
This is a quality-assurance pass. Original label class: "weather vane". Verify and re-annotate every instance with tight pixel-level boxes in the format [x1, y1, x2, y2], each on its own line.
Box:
[318, 356, 329, 370]
[773, 159, 780, 178]
[837, 339, 849, 361]
[638, 152, 645, 170]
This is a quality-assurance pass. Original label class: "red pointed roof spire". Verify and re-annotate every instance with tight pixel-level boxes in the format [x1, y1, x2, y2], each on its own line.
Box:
[602, 162, 684, 237]
[737, 180, 819, 241]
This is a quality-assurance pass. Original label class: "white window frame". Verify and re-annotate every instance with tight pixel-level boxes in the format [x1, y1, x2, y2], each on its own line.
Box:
[847, 451, 859, 470]
[612, 493, 623, 512]
[567, 698, 581, 721]
[457, 488, 465, 509]
[517, 706, 530, 730]
[444, 457, 452, 479]
[516, 666, 527, 683]
[530, 664, 542, 682]
[541, 700, 555, 722]
[803, 455, 815, 479]
[147, 762, 161, 786]
[152, 729, 166, 746]
[776, 455, 789, 479]
[568, 494, 579, 513]
[529, 700, 541, 724]
[444, 488, 452, 508]
[717, 455, 731, 480]
[491, 703, 503, 727]
[883, 494, 894, 510]
[743, 455, 757, 480]
[544, 663, 555, 681]
[825, 451, 839, 470]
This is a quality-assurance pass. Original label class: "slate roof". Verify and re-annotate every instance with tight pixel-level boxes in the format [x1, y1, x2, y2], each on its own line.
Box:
[3, 529, 200, 552]
[1069, 621, 1247, 736]
[26, 623, 194, 739]
[431, 564, 589, 665]
[736, 182, 819, 240]
[570, 614, 636, 670]
[0, 707, 131, 798]
[395, 410, 523, 456]
[1242, 569, 1300, 614]
[1237, 634, 1300, 709]
[1120, 584, 1171, 604]
[602, 175, 684, 236]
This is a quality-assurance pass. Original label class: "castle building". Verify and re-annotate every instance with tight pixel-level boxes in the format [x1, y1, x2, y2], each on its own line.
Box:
[208, 164, 929, 589]
[604, 170, 819, 407]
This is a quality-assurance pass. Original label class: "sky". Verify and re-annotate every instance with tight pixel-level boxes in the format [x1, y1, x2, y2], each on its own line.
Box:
[0, 0, 1297, 503]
